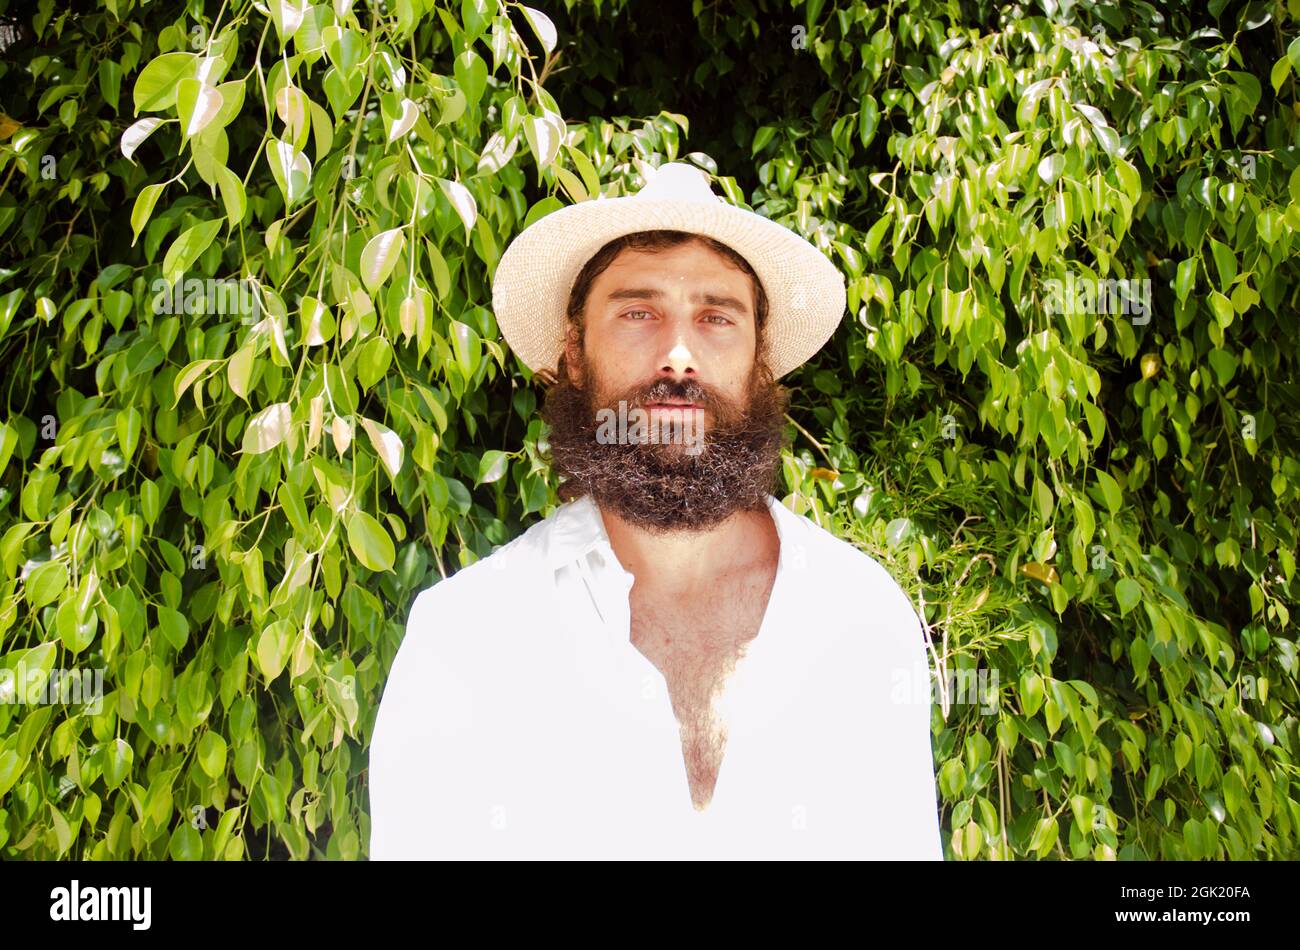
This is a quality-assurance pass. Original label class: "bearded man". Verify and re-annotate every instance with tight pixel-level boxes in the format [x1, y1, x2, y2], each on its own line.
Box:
[368, 162, 943, 860]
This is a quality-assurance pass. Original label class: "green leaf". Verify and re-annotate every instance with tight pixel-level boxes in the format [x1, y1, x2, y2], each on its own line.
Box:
[384, 96, 419, 142]
[157, 606, 189, 650]
[359, 228, 406, 295]
[519, 5, 558, 54]
[176, 79, 222, 139]
[265, 138, 312, 206]
[1037, 154, 1065, 186]
[212, 805, 242, 856]
[553, 164, 586, 202]
[162, 218, 223, 283]
[858, 96, 880, 147]
[476, 449, 509, 485]
[357, 337, 393, 390]
[133, 52, 198, 113]
[360, 417, 404, 479]
[449, 319, 480, 378]
[1116, 578, 1141, 616]
[1194, 743, 1216, 788]
[523, 196, 564, 228]
[214, 164, 247, 230]
[56, 587, 97, 654]
[173, 359, 217, 406]
[347, 510, 395, 572]
[214, 80, 247, 128]
[168, 822, 204, 860]
[0, 421, 18, 473]
[1257, 208, 1283, 244]
[1271, 55, 1292, 94]
[1020, 671, 1044, 717]
[140, 479, 160, 526]
[197, 731, 228, 779]
[1095, 470, 1122, 514]
[1028, 816, 1059, 857]
[300, 296, 334, 346]
[268, 0, 307, 44]
[0, 748, 24, 798]
[228, 344, 256, 401]
[278, 482, 310, 535]
[1207, 348, 1237, 386]
[1182, 817, 1205, 859]
[130, 184, 165, 246]
[0, 288, 25, 340]
[1207, 238, 1236, 287]
[116, 407, 142, 459]
[1113, 158, 1141, 202]
[26, 560, 67, 609]
[1174, 257, 1196, 303]
[241, 403, 292, 454]
[424, 240, 452, 300]
[120, 117, 165, 161]
[567, 145, 601, 197]
[453, 49, 487, 108]
[438, 177, 478, 237]
[1208, 291, 1234, 327]
[255, 618, 294, 682]
[103, 738, 133, 790]
[99, 59, 123, 111]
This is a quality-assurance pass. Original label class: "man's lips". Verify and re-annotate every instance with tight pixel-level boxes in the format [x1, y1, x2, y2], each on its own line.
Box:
[643, 401, 700, 409]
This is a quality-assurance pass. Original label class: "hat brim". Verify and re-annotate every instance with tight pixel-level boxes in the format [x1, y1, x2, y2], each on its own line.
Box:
[491, 195, 847, 380]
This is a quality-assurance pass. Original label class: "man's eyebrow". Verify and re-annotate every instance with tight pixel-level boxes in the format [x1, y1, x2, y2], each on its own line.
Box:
[603, 287, 750, 315]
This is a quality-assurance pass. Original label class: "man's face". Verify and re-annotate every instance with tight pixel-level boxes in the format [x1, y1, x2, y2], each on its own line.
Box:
[542, 239, 789, 533]
[567, 241, 758, 416]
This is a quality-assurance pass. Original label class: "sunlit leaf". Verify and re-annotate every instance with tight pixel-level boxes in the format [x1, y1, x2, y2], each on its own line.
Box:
[359, 228, 406, 294]
[242, 402, 292, 454]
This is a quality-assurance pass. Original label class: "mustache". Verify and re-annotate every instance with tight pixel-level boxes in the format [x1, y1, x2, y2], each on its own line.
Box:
[626, 377, 716, 408]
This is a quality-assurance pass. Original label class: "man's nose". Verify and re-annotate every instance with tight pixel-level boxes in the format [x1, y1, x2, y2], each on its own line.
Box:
[660, 339, 696, 377]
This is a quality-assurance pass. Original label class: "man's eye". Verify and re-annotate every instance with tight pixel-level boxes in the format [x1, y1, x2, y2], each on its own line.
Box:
[621, 310, 731, 323]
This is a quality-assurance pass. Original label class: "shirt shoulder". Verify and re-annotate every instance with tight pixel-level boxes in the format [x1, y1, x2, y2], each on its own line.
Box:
[402, 514, 555, 639]
[777, 504, 925, 653]
[369, 516, 558, 792]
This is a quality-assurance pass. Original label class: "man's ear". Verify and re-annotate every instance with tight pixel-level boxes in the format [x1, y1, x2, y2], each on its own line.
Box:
[562, 323, 584, 388]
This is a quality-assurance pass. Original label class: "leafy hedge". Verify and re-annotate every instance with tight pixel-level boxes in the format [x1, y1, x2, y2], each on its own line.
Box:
[0, 0, 1297, 859]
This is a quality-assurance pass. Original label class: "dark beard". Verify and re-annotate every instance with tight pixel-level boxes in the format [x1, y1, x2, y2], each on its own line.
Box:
[540, 356, 790, 533]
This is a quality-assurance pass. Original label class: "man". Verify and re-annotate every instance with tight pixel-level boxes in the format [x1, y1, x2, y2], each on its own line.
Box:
[368, 162, 943, 859]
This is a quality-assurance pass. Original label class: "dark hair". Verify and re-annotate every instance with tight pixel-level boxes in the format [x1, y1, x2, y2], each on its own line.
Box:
[561, 229, 770, 360]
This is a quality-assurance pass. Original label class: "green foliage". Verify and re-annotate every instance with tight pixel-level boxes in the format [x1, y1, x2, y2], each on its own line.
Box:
[0, 0, 1297, 859]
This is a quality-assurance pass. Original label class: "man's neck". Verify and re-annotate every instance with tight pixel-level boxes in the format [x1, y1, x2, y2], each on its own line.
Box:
[595, 498, 780, 593]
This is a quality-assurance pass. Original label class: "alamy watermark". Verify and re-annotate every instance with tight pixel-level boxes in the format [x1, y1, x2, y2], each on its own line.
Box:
[0, 663, 105, 714]
[49, 880, 151, 930]
[150, 274, 260, 318]
[595, 400, 705, 456]
[1043, 273, 1152, 325]
[892, 665, 1000, 715]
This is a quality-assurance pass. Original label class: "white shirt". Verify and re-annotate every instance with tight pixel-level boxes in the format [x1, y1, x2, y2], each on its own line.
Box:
[368, 494, 943, 859]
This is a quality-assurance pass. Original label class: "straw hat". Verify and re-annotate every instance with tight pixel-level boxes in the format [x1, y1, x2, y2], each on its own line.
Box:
[490, 161, 847, 380]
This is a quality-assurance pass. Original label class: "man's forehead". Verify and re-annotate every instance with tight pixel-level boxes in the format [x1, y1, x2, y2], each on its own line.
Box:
[593, 249, 754, 308]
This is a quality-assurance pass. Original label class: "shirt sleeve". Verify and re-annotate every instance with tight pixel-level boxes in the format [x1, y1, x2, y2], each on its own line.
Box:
[893, 596, 945, 860]
[860, 554, 945, 860]
[366, 586, 477, 860]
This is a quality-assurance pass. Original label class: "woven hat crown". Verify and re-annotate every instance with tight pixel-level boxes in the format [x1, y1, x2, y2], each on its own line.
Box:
[633, 162, 719, 204]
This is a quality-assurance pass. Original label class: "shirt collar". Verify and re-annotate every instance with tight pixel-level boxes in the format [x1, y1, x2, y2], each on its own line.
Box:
[540, 493, 803, 573]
